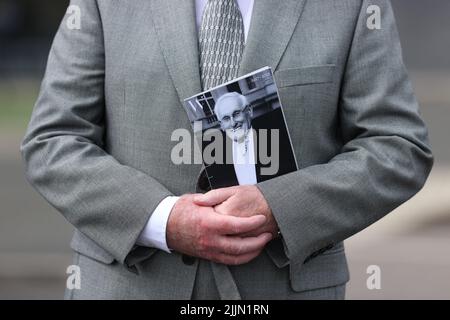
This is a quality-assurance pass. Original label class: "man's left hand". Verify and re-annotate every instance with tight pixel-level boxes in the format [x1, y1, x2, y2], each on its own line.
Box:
[194, 185, 279, 238]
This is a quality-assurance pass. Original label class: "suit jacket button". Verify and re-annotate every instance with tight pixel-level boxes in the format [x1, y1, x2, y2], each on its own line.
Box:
[182, 255, 197, 266]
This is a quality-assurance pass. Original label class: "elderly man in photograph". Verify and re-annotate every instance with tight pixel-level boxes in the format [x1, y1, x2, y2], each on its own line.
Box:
[203, 91, 297, 188]
[21, 0, 433, 300]
[214, 92, 259, 185]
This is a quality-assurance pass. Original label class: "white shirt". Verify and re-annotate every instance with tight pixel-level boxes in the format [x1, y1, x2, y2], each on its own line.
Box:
[137, 0, 255, 252]
[232, 130, 257, 185]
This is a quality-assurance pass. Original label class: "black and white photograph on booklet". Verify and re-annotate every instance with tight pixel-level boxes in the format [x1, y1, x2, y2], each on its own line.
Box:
[184, 67, 298, 189]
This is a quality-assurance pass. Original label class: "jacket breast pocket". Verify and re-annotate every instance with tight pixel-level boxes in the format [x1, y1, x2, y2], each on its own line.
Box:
[274, 65, 336, 88]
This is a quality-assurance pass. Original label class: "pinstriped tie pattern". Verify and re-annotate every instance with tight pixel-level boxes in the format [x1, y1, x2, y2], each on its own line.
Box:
[199, 0, 245, 90]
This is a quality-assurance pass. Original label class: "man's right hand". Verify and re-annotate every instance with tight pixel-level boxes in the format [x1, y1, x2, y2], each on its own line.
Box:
[166, 194, 272, 265]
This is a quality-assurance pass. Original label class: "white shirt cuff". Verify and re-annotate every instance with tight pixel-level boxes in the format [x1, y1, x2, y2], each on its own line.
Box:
[136, 196, 180, 253]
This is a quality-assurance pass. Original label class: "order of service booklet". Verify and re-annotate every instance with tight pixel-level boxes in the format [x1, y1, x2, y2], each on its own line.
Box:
[183, 67, 298, 190]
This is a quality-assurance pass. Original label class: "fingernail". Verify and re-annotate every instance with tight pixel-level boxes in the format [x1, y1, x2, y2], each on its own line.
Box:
[259, 215, 267, 221]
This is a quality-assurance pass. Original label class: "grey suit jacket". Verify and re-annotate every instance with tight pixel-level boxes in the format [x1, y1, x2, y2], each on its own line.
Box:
[21, 0, 433, 299]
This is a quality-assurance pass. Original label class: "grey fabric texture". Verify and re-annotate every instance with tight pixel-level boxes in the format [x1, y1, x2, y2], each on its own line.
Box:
[22, 0, 433, 300]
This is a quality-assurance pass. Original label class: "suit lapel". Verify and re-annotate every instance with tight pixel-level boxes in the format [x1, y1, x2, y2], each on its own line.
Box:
[239, 0, 307, 76]
[148, 0, 306, 102]
[149, 0, 202, 103]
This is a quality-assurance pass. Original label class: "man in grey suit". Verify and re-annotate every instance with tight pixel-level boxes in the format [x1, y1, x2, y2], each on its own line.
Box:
[21, 0, 433, 300]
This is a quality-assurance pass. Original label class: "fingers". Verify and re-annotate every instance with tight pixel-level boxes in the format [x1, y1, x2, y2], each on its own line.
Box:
[215, 233, 272, 255]
[209, 250, 263, 266]
[194, 187, 237, 206]
[206, 213, 267, 235]
[239, 227, 278, 239]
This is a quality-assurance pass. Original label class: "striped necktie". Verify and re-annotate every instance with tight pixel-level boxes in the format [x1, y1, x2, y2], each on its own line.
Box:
[199, 0, 245, 90]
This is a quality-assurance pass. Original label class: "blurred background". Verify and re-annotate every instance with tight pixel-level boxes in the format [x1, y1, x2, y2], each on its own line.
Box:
[0, 0, 449, 299]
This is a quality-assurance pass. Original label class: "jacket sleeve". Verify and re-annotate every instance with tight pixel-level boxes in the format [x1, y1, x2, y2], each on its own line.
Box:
[20, 0, 172, 265]
[257, 0, 433, 264]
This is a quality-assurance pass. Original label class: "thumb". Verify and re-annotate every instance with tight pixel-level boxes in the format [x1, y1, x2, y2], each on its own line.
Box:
[194, 188, 236, 207]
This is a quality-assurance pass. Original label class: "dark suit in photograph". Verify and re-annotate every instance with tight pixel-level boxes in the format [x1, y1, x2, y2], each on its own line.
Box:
[201, 107, 298, 189]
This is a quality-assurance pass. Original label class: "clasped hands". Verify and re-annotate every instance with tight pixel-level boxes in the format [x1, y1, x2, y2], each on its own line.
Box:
[166, 185, 279, 266]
